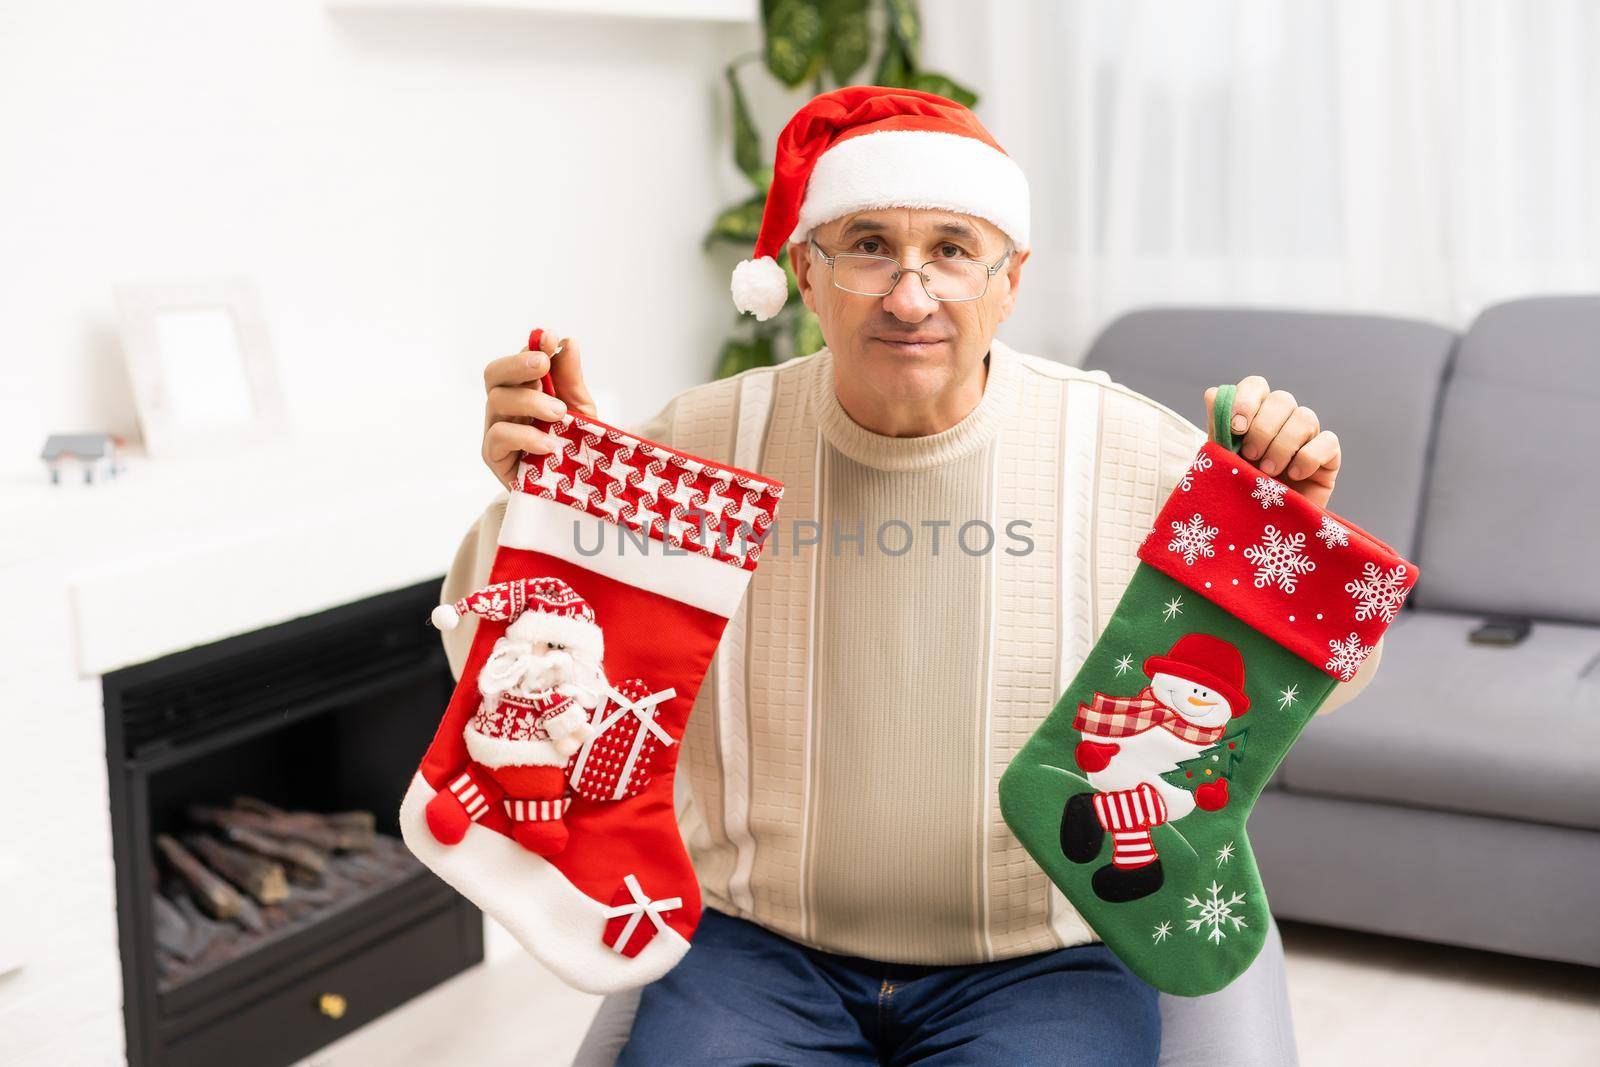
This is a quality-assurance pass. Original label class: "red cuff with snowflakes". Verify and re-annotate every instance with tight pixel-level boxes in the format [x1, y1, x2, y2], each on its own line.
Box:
[1137, 442, 1419, 680]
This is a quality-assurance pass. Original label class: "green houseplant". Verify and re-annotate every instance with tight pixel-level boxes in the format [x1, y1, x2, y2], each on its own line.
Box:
[706, 0, 978, 379]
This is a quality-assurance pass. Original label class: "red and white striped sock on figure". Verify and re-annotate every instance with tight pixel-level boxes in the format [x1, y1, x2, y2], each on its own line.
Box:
[399, 329, 786, 995]
[424, 767, 501, 845]
[1093, 784, 1168, 869]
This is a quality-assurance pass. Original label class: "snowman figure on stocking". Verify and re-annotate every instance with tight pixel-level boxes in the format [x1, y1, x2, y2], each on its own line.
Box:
[427, 577, 606, 856]
[1061, 633, 1249, 902]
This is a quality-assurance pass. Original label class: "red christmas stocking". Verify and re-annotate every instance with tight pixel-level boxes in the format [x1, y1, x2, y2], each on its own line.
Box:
[399, 329, 785, 993]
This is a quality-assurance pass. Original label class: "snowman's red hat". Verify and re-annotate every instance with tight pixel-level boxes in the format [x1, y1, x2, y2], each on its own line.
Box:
[1144, 634, 1250, 716]
[731, 85, 1031, 321]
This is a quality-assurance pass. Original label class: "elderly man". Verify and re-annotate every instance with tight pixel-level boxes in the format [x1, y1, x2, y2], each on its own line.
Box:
[447, 87, 1376, 1063]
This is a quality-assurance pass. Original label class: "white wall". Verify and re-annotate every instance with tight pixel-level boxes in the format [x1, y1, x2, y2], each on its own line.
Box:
[0, 0, 763, 477]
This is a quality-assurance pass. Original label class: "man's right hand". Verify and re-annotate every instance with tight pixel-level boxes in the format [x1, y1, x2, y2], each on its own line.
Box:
[481, 331, 598, 489]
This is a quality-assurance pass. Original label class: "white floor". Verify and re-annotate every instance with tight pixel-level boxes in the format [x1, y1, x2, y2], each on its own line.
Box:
[1278, 923, 1600, 1065]
[301, 922, 1600, 1066]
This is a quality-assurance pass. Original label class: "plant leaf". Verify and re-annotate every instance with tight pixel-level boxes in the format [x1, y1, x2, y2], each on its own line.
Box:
[716, 334, 779, 379]
[910, 71, 979, 108]
[874, 34, 910, 87]
[704, 193, 768, 249]
[883, 0, 920, 55]
[780, 246, 806, 305]
[715, 339, 756, 380]
[725, 62, 764, 185]
[765, 0, 826, 88]
[823, 0, 870, 84]
[750, 331, 776, 373]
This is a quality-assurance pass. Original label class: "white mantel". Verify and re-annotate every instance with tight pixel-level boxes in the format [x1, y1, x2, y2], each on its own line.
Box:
[36, 433, 491, 677]
[0, 430, 498, 1064]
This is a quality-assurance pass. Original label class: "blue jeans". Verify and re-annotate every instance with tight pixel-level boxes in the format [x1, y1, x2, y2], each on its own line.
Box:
[616, 907, 1160, 1066]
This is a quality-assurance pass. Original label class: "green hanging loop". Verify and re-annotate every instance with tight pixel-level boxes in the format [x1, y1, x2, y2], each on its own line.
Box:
[1210, 383, 1244, 454]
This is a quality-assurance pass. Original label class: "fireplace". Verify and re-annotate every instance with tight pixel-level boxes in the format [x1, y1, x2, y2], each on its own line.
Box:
[104, 579, 483, 1067]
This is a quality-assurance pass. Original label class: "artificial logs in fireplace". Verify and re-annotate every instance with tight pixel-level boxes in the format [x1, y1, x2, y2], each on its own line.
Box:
[151, 797, 420, 991]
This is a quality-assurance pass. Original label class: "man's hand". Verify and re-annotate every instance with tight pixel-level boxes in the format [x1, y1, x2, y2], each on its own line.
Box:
[481, 332, 598, 490]
[1205, 376, 1340, 508]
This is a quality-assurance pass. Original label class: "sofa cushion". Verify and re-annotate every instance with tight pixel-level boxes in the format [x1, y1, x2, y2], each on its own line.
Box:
[1414, 295, 1600, 622]
[1277, 610, 1600, 831]
[1083, 307, 1455, 558]
[1251, 790, 1600, 968]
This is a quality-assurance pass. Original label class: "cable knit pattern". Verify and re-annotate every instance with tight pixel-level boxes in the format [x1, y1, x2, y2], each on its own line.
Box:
[440, 338, 1206, 964]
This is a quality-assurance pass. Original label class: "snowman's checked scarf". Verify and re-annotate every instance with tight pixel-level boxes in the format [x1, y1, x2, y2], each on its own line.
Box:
[1075, 687, 1228, 747]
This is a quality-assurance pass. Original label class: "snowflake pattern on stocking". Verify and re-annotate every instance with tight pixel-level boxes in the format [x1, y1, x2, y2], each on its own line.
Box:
[1324, 632, 1373, 681]
[1178, 452, 1213, 491]
[1185, 880, 1249, 945]
[1166, 513, 1219, 565]
[1136, 443, 1415, 715]
[1243, 525, 1316, 592]
[1250, 477, 1288, 509]
[1152, 921, 1173, 944]
[1315, 517, 1350, 549]
[1345, 561, 1412, 622]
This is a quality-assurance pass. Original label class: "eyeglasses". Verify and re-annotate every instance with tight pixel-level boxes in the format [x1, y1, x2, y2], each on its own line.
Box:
[807, 237, 1013, 302]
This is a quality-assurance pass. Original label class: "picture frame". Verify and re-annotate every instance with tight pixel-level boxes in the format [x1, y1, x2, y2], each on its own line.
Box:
[113, 277, 288, 459]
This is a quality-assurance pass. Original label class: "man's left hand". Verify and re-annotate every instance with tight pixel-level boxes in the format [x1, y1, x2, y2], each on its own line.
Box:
[1205, 377, 1340, 508]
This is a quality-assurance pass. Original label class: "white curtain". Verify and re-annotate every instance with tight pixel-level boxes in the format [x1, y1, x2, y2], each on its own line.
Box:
[924, 0, 1600, 361]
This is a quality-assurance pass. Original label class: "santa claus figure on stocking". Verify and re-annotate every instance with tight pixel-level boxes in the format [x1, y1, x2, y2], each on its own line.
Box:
[427, 576, 605, 856]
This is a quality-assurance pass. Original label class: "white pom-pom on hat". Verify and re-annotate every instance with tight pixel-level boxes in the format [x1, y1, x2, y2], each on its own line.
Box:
[431, 604, 460, 631]
[731, 256, 789, 321]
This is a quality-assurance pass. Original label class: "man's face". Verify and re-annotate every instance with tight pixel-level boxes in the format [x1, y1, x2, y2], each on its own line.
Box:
[792, 208, 1028, 404]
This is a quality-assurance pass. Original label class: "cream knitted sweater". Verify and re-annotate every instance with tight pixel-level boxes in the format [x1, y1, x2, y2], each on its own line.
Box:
[443, 339, 1238, 963]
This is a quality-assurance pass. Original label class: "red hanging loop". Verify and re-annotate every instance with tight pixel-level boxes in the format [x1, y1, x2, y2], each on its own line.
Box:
[527, 327, 559, 405]
[512, 327, 563, 485]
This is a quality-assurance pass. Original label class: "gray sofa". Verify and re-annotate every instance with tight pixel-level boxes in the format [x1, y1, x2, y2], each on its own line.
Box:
[1084, 295, 1600, 968]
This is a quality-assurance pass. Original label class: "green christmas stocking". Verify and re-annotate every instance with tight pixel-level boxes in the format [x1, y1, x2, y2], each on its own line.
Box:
[999, 385, 1419, 997]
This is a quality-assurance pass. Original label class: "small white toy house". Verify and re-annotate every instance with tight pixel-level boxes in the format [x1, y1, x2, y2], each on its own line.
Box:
[40, 434, 121, 485]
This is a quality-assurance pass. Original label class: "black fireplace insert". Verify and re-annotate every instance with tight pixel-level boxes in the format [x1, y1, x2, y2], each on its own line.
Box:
[105, 579, 483, 1067]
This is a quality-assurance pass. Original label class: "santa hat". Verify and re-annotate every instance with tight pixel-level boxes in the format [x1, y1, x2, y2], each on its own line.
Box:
[731, 85, 1031, 321]
[431, 577, 602, 657]
[1144, 634, 1251, 717]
